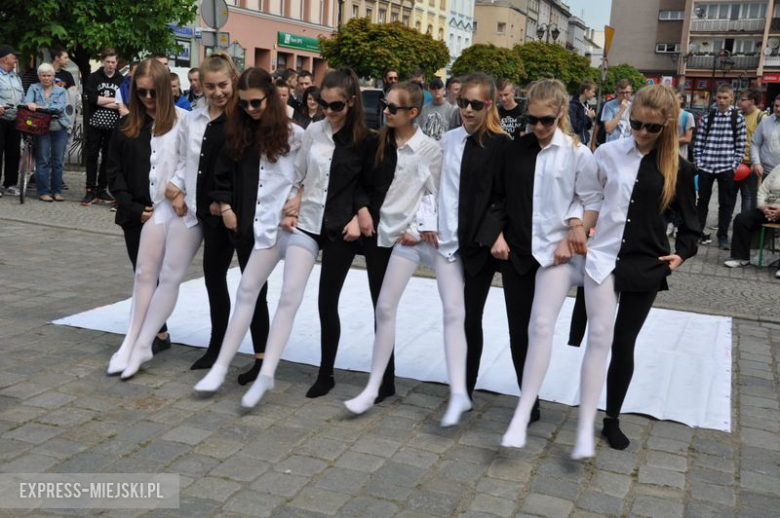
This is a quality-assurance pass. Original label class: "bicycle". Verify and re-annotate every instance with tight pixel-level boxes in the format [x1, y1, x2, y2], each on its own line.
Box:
[14, 104, 56, 204]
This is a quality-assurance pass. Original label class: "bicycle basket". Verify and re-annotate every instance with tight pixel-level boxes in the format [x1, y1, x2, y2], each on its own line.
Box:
[14, 107, 52, 135]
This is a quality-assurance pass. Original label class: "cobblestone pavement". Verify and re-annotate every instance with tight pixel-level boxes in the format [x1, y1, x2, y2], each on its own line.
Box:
[0, 170, 777, 517]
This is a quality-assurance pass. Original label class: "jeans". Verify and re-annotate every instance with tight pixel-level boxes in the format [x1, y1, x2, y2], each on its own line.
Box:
[0, 118, 21, 188]
[35, 128, 68, 196]
[696, 169, 734, 239]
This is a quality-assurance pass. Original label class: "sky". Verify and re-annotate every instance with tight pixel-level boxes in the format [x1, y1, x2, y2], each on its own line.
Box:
[564, 0, 613, 31]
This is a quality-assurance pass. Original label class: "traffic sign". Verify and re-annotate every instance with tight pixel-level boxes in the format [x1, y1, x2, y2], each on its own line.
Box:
[202, 0, 229, 30]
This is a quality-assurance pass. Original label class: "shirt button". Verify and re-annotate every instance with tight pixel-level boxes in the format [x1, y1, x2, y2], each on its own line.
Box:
[255, 218, 258, 222]
[627, 219, 631, 223]
[622, 239, 626, 243]
[635, 179, 639, 183]
[630, 199, 634, 203]
[198, 170, 202, 175]
[260, 183, 263, 187]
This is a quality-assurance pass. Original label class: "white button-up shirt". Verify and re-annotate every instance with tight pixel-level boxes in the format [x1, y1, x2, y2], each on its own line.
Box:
[531, 128, 601, 267]
[377, 127, 443, 247]
[253, 124, 304, 249]
[294, 119, 336, 235]
[150, 107, 188, 223]
[585, 136, 644, 284]
[171, 106, 211, 228]
[435, 126, 468, 261]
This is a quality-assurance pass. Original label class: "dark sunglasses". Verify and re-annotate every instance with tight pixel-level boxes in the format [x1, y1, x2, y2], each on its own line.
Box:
[629, 118, 664, 133]
[316, 98, 347, 112]
[380, 98, 413, 115]
[456, 97, 487, 111]
[526, 115, 558, 128]
[137, 88, 156, 99]
[238, 97, 266, 110]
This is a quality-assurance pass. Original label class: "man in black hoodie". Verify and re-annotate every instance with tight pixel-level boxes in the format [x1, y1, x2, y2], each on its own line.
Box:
[83, 47, 123, 206]
[569, 79, 596, 145]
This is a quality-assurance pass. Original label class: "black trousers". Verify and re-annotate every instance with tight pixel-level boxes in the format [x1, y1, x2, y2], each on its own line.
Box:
[464, 256, 501, 397]
[121, 224, 167, 335]
[85, 125, 112, 190]
[731, 169, 759, 214]
[0, 119, 21, 188]
[605, 289, 659, 418]
[731, 208, 771, 261]
[499, 260, 539, 392]
[202, 222, 269, 355]
[697, 169, 734, 240]
[362, 235, 396, 388]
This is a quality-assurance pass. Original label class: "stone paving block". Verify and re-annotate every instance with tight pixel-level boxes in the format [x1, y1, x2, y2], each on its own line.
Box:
[0, 405, 47, 424]
[159, 425, 213, 446]
[588, 469, 632, 498]
[443, 445, 496, 465]
[690, 481, 736, 507]
[476, 476, 523, 500]
[362, 480, 415, 502]
[631, 495, 684, 517]
[107, 455, 163, 474]
[392, 447, 439, 469]
[166, 495, 222, 518]
[521, 492, 574, 518]
[168, 454, 222, 477]
[693, 452, 735, 473]
[339, 496, 400, 517]
[683, 501, 735, 518]
[3, 423, 63, 444]
[436, 459, 486, 484]
[251, 471, 309, 498]
[372, 461, 428, 487]
[33, 438, 88, 459]
[116, 420, 168, 444]
[468, 493, 515, 518]
[234, 437, 285, 462]
[183, 476, 241, 503]
[741, 427, 780, 451]
[576, 489, 625, 516]
[739, 470, 780, 494]
[650, 421, 695, 443]
[37, 407, 98, 428]
[275, 455, 328, 477]
[536, 454, 587, 481]
[407, 432, 454, 454]
[646, 436, 689, 455]
[406, 488, 461, 516]
[637, 465, 686, 489]
[209, 455, 269, 482]
[314, 466, 368, 495]
[351, 435, 402, 458]
[689, 466, 734, 486]
[486, 457, 533, 483]
[334, 451, 386, 473]
[134, 440, 192, 464]
[296, 435, 349, 461]
[22, 392, 78, 409]
[289, 487, 351, 516]
[0, 452, 60, 473]
[645, 450, 688, 472]
[221, 490, 284, 517]
[0, 382, 50, 400]
[52, 451, 111, 473]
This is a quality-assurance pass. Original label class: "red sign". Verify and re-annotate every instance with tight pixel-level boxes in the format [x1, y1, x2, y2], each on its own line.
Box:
[763, 74, 780, 83]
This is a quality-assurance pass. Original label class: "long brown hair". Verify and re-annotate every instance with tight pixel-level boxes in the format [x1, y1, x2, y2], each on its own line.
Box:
[320, 68, 370, 147]
[631, 85, 680, 212]
[199, 51, 239, 116]
[224, 67, 291, 163]
[526, 78, 579, 146]
[122, 58, 177, 139]
[459, 72, 507, 146]
[375, 82, 423, 167]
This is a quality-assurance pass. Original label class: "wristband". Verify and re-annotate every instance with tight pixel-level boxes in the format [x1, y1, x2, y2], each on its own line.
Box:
[568, 223, 584, 229]
[221, 208, 233, 214]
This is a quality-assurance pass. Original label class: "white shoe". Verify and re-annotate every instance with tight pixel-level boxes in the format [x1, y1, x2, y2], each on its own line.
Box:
[4, 186, 20, 196]
[775, 269, 780, 279]
[724, 259, 749, 268]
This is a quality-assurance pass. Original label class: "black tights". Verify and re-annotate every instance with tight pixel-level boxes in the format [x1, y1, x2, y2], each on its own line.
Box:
[464, 257, 501, 397]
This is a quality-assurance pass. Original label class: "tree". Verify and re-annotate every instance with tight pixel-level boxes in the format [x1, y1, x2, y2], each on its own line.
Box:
[514, 41, 593, 92]
[450, 44, 526, 84]
[603, 63, 647, 94]
[0, 0, 198, 80]
[319, 18, 449, 80]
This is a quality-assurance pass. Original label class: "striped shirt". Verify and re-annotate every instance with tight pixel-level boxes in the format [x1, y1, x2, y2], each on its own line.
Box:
[693, 106, 746, 173]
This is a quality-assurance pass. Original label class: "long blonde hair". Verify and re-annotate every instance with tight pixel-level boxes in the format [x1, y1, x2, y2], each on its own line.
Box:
[526, 78, 579, 146]
[631, 85, 680, 212]
[122, 58, 176, 138]
[460, 73, 507, 146]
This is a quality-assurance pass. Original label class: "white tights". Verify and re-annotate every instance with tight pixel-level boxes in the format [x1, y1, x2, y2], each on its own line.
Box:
[502, 259, 583, 448]
[343, 243, 471, 426]
[572, 273, 619, 459]
[108, 215, 203, 377]
[194, 244, 284, 392]
[241, 241, 318, 407]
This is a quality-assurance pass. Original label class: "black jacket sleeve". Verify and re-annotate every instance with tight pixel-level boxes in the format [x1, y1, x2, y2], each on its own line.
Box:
[85, 72, 99, 108]
[106, 127, 145, 224]
[353, 134, 377, 214]
[210, 149, 235, 205]
[672, 159, 701, 261]
[475, 136, 510, 247]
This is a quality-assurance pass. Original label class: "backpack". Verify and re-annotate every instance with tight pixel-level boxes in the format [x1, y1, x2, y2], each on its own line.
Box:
[703, 108, 740, 145]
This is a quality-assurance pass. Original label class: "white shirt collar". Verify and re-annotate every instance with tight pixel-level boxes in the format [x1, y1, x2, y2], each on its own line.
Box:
[399, 127, 426, 152]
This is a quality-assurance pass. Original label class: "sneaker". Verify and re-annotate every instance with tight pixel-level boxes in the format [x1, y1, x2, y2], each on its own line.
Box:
[718, 237, 730, 250]
[4, 186, 20, 196]
[724, 259, 749, 268]
[80, 189, 96, 206]
[109, 205, 117, 212]
[95, 189, 115, 204]
[62, 182, 69, 191]
[53, 194, 64, 202]
[700, 233, 712, 244]
[776, 269, 780, 279]
[39, 194, 53, 202]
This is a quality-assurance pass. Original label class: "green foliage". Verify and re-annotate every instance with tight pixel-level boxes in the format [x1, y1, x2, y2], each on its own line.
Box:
[450, 44, 526, 84]
[319, 18, 450, 80]
[514, 41, 594, 92]
[603, 63, 647, 93]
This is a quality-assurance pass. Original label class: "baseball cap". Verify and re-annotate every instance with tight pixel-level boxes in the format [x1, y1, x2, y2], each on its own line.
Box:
[0, 45, 20, 59]
[429, 78, 444, 89]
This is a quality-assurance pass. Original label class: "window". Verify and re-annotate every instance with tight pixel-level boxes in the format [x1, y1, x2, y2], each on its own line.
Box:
[655, 43, 681, 53]
[415, 20, 421, 31]
[379, 8, 386, 22]
[403, 15, 410, 25]
[473, 20, 478, 32]
[497, 22, 506, 34]
[438, 28, 444, 40]
[427, 24, 433, 34]
[733, 39, 759, 53]
[391, 12, 398, 22]
[659, 10, 685, 20]
[366, 7, 372, 19]
[352, 4, 359, 17]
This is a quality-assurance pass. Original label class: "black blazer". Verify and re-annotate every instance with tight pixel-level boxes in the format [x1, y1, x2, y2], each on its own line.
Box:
[210, 149, 261, 245]
[107, 116, 153, 228]
[459, 130, 511, 276]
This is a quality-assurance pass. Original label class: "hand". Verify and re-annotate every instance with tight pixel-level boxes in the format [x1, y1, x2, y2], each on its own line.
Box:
[165, 182, 182, 200]
[140, 206, 153, 224]
[119, 105, 129, 117]
[357, 207, 375, 237]
[209, 201, 221, 216]
[342, 216, 360, 242]
[659, 254, 684, 271]
[421, 231, 439, 249]
[567, 224, 588, 256]
[490, 232, 510, 260]
[0, 106, 5, 117]
[398, 233, 420, 246]
[619, 99, 630, 112]
[587, 108, 596, 119]
[172, 193, 187, 217]
[754, 164, 764, 177]
[222, 208, 237, 232]
[553, 238, 572, 266]
[283, 192, 302, 217]
[280, 215, 297, 232]
[26, 103, 37, 111]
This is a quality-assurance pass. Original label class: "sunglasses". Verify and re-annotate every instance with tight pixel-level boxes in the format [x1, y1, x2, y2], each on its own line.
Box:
[386, 76, 399, 82]
[238, 97, 266, 110]
[526, 115, 558, 128]
[629, 118, 664, 133]
[380, 98, 413, 115]
[137, 88, 156, 99]
[316, 98, 347, 112]
[456, 97, 487, 111]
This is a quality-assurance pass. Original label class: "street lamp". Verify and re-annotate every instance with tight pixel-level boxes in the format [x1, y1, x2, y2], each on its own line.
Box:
[537, 23, 560, 43]
[711, 49, 733, 100]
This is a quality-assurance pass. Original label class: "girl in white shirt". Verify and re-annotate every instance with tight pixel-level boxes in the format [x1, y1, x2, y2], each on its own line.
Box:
[105, 58, 197, 379]
[498, 79, 601, 449]
[193, 67, 303, 393]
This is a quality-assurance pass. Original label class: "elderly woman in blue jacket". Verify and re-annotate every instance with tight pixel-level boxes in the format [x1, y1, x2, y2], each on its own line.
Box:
[24, 63, 71, 202]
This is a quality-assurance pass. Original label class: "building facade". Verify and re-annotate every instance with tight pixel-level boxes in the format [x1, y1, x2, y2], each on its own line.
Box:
[524, 0, 571, 45]
[473, 0, 528, 48]
[339, 0, 416, 27]
[567, 15, 588, 54]
[448, 0, 476, 72]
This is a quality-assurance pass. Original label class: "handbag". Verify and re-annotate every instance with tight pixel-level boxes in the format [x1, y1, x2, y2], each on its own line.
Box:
[14, 107, 52, 135]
